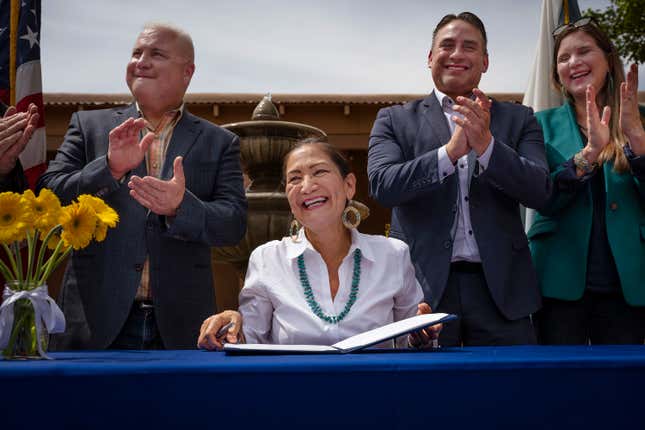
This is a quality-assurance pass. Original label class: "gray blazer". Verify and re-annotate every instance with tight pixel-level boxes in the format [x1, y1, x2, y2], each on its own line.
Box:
[368, 92, 550, 320]
[38, 104, 247, 349]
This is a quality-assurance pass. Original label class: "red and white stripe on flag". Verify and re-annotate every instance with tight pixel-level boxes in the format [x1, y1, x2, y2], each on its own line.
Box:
[0, 0, 46, 189]
[16, 57, 46, 188]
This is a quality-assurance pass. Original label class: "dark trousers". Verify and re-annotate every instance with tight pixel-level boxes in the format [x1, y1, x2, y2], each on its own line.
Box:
[109, 301, 165, 350]
[537, 290, 645, 345]
[435, 263, 536, 346]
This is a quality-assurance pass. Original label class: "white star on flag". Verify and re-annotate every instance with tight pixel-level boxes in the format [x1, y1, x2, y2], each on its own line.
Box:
[20, 25, 39, 49]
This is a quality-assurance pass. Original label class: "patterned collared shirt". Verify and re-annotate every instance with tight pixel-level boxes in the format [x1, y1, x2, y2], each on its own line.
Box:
[135, 104, 184, 302]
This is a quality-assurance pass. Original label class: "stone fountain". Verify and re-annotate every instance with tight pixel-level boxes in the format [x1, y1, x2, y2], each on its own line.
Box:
[212, 95, 327, 279]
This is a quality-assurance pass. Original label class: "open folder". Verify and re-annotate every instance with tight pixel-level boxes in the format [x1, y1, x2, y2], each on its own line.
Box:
[223, 313, 457, 354]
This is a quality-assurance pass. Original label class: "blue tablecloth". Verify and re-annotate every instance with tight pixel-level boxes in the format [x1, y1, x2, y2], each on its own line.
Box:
[1, 346, 644, 429]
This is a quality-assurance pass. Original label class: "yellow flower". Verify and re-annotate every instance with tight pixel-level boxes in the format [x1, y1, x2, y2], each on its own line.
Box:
[94, 221, 108, 242]
[22, 189, 64, 232]
[60, 202, 98, 250]
[78, 194, 119, 228]
[0, 192, 31, 244]
[77, 194, 118, 243]
[44, 210, 69, 251]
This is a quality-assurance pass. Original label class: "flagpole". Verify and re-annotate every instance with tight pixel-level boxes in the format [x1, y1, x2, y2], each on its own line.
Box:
[9, 0, 19, 105]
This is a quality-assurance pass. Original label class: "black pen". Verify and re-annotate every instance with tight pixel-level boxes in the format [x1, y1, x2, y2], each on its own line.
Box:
[216, 321, 235, 339]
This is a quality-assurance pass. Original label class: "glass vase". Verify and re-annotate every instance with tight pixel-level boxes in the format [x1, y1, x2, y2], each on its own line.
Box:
[2, 281, 49, 360]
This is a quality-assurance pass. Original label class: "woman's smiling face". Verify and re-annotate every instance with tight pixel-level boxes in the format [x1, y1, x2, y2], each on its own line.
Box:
[284, 145, 356, 233]
[556, 30, 609, 100]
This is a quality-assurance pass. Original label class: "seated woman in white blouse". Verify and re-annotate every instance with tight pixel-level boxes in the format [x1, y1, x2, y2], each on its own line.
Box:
[197, 139, 440, 349]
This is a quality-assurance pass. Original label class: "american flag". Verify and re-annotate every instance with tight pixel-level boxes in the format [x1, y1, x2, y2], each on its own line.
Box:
[0, 0, 46, 189]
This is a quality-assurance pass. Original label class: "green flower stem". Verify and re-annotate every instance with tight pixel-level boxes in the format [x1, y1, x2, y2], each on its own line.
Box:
[1, 300, 32, 358]
[37, 238, 64, 285]
[25, 230, 35, 284]
[45, 246, 72, 280]
[28, 309, 37, 353]
[2, 243, 21, 281]
[0, 258, 14, 281]
[38, 243, 71, 286]
[13, 242, 24, 283]
[34, 225, 61, 283]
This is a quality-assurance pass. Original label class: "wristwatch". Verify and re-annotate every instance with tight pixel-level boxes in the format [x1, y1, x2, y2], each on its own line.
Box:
[573, 151, 598, 174]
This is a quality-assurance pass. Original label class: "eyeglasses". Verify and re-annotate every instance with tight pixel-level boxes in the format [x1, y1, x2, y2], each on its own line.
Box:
[552, 17, 597, 38]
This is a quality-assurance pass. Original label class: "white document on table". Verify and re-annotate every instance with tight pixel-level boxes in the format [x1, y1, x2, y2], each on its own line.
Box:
[223, 313, 457, 355]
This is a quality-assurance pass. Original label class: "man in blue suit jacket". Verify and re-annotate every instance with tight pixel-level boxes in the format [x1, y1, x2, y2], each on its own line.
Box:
[38, 23, 247, 350]
[368, 12, 551, 345]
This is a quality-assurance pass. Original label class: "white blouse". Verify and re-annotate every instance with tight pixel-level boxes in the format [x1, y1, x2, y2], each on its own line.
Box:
[238, 229, 424, 347]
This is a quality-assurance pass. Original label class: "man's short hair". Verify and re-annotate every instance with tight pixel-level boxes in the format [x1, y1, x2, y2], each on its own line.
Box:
[431, 12, 488, 54]
[142, 22, 195, 63]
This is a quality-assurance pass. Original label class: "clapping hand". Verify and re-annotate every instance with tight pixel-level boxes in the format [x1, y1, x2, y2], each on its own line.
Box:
[107, 117, 154, 180]
[445, 124, 469, 164]
[452, 88, 493, 156]
[408, 302, 442, 349]
[619, 64, 645, 155]
[128, 156, 186, 216]
[198, 310, 244, 350]
[585, 84, 611, 161]
[0, 103, 39, 176]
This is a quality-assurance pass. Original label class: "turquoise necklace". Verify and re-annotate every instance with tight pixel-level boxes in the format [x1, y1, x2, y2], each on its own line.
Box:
[297, 249, 362, 324]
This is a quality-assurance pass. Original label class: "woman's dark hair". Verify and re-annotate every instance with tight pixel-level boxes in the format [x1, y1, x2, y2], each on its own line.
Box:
[282, 138, 352, 179]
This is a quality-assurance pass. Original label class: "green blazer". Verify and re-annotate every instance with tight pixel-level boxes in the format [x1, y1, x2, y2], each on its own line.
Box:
[528, 103, 645, 305]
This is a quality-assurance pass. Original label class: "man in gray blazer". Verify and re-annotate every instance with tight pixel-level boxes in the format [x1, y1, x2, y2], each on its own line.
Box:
[38, 23, 247, 350]
[368, 12, 550, 345]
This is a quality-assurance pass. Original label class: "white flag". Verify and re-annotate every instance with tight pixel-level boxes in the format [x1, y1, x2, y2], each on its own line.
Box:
[523, 0, 565, 113]
[523, 0, 581, 230]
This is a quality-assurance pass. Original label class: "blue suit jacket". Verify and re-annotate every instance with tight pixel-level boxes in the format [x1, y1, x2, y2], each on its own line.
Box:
[38, 104, 247, 349]
[368, 92, 550, 320]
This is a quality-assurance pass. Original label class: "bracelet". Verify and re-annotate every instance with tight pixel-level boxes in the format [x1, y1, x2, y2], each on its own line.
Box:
[573, 151, 598, 174]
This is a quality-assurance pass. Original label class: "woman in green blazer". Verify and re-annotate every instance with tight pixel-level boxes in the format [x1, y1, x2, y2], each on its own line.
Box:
[528, 18, 645, 344]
